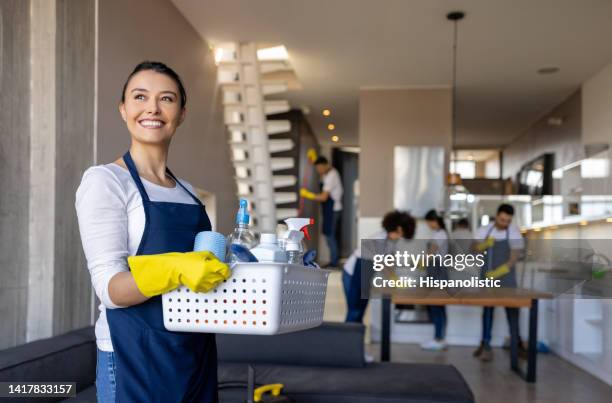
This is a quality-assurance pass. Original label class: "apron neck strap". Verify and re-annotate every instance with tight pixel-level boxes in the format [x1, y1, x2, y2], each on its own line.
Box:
[166, 168, 203, 206]
[123, 151, 151, 202]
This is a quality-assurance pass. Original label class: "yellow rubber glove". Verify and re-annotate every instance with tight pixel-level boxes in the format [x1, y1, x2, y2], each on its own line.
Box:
[485, 263, 510, 279]
[128, 251, 231, 297]
[300, 188, 316, 200]
[474, 236, 496, 252]
[307, 148, 318, 163]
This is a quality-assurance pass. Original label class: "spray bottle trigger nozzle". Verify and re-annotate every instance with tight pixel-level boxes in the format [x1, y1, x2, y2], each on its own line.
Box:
[302, 226, 311, 241]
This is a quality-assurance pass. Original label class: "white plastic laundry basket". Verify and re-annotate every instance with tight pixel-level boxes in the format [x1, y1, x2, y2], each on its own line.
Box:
[162, 263, 330, 335]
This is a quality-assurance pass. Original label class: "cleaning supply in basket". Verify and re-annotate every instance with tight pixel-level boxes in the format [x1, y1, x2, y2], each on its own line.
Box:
[282, 218, 314, 265]
[250, 233, 287, 263]
[229, 244, 259, 263]
[303, 249, 320, 268]
[285, 230, 304, 264]
[193, 231, 227, 261]
[227, 199, 257, 262]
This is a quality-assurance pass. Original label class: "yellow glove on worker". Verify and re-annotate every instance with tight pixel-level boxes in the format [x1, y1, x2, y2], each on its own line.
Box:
[300, 188, 316, 200]
[474, 236, 495, 252]
[485, 263, 510, 279]
[129, 251, 231, 297]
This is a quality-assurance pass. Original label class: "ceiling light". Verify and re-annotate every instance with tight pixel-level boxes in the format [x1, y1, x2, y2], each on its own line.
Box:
[331, 135, 340, 143]
[606, 217, 612, 223]
[327, 123, 335, 131]
[533, 227, 541, 232]
[322, 109, 331, 117]
[538, 67, 560, 75]
[467, 155, 474, 160]
[257, 45, 289, 61]
[579, 220, 588, 226]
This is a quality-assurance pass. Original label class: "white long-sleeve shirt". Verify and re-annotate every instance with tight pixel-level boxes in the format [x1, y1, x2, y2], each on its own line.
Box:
[75, 163, 197, 351]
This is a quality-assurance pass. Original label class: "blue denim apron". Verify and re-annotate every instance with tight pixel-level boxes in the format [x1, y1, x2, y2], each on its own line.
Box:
[106, 151, 218, 402]
[481, 226, 517, 287]
[321, 190, 335, 236]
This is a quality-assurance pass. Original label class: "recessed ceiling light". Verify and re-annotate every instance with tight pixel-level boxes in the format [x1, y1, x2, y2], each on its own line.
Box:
[538, 67, 560, 75]
[327, 123, 335, 131]
[467, 155, 474, 161]
[322, 109, 331, 117]
[331, 135, 340, 143]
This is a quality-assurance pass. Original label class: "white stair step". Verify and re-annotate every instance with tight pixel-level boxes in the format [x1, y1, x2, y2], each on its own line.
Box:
[272, 175, 297, 188]
[224, 108, 244, 125]
[264, 100, 290, 115]
[217, 67, 240, 84]
[260, 61, 291, 74]
[270, 158, 294, 171]
[222, 89, 242, 105]
[261, 81, 288, 95]
[214, 43, 238, 63]
[269, 139, 294, 153]
[266, 120, 291, 135]
[275, 192, 298, 204]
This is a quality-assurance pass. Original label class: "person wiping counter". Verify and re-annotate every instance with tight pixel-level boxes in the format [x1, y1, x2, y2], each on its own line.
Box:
[76, 61, 230, 402]
[472, 203, 526, 362]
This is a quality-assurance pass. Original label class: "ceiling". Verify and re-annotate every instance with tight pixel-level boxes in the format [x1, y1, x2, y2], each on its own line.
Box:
[172, 0, 612, 147]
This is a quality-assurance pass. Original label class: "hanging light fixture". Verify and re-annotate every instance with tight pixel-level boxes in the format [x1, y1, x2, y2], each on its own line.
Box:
[445, 11, 471, 220]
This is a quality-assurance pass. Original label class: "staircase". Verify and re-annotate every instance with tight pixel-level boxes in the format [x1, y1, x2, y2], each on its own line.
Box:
[216, 43, 298, 231]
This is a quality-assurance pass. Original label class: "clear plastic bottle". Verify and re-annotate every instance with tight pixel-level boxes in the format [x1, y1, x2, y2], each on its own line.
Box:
[285, 230, 304, 265]
[227, 199, 257, 262]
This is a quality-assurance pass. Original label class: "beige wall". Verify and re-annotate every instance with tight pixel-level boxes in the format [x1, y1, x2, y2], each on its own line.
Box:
[98, 0, 237, 233]
[583, 62, 612, 146]
[359, 88, 452, 217]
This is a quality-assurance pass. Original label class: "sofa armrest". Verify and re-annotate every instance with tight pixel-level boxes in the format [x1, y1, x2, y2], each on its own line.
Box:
[0, 326, 96, 393]
[217, 322, 365, 368]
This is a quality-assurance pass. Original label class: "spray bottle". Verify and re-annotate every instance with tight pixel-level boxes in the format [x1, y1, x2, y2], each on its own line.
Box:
[283, 218, 314, 265]
[227, 199, 257, 262]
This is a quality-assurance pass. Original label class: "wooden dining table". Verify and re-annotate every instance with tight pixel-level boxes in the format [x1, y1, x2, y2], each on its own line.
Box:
[378, 287, 553, 383]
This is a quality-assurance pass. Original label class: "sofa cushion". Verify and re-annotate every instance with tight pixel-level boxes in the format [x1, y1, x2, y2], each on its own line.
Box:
[0, 327, 96, 398]
[219, 362, 474, 403]
[217, 322, 365, 368]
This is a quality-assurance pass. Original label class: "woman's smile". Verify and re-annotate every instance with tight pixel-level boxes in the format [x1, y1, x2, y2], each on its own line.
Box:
[138, 118, 166, 129]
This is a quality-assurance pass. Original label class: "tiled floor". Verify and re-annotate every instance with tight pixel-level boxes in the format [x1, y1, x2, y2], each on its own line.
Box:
[324, 270, 612, 403]
[365, 343, 612, 403]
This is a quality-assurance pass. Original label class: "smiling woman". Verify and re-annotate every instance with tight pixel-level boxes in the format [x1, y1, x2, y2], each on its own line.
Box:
[75, 61, 227, 402]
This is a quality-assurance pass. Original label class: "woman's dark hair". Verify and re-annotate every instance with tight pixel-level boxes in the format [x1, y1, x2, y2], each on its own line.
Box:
[382, 210, 415, 239]
[121, 61, 187, 109]
[400, 213, 416, 240]
[425, 209, 446, 231]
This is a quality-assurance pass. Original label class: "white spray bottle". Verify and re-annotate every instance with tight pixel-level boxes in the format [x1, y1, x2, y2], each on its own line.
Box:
[283, 218, 314, 265]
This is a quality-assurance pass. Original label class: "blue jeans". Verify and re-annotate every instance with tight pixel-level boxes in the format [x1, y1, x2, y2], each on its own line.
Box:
[427, 306, 447, 340]
[482, 307, 520, 347]
[324, 211, 341, 266]
[96, 349, 116, 403]
[342, 261, 369, 323]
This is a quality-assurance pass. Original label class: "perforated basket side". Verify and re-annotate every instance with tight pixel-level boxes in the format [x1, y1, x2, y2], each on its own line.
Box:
[278, 265, 329, 334]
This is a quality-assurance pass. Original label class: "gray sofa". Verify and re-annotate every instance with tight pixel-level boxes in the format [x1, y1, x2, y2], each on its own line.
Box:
[0, 323, 474, 403]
